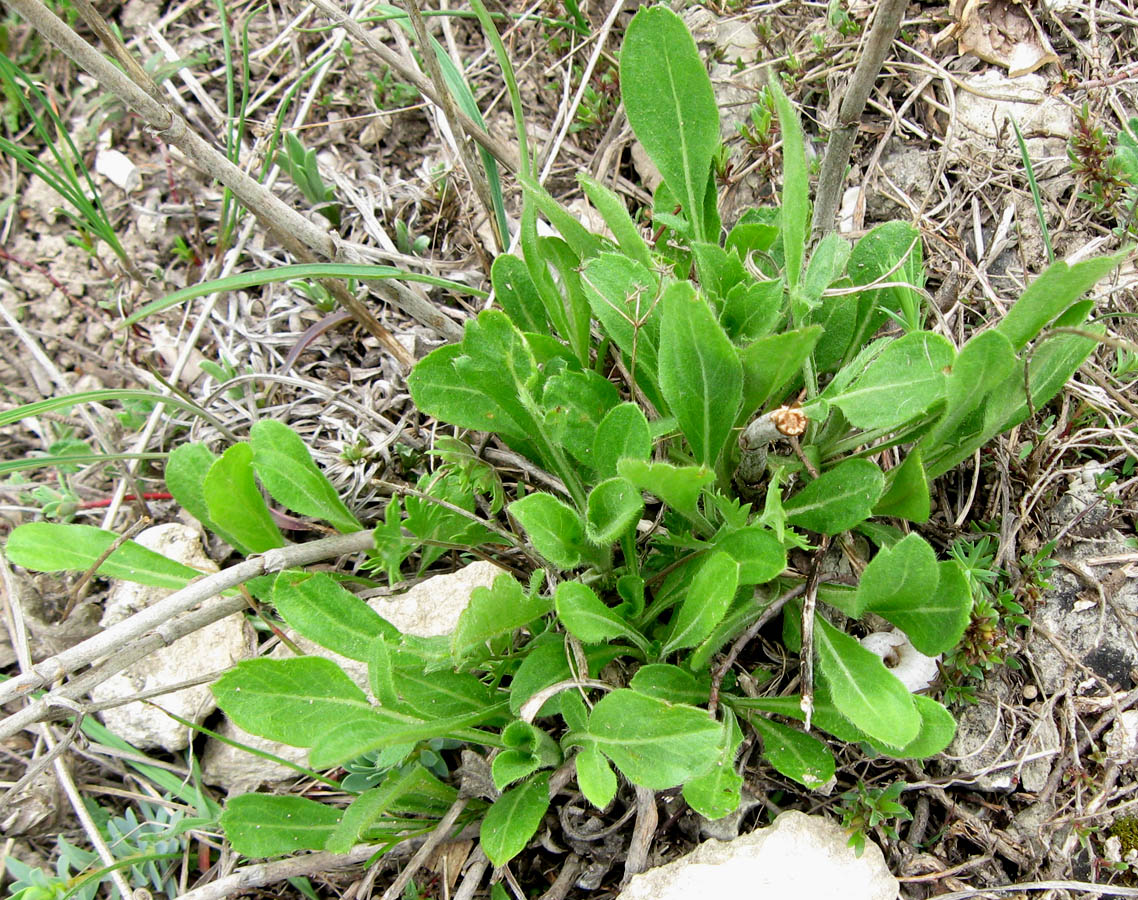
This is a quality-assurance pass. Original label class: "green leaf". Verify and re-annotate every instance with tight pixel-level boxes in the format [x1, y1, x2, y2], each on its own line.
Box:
[722, 278, 782, 343]
[593, 403, 652, 479]
[452, 572, 553, 664]
[855, 533, 939, 625]
[492, 750, 541, 792]
[662, 552, 738, 656]
[926, 329, 1017, 449]
[480, 773, 551, 866]
[580, 253, 662, 406]
[691, 242, 747, 304]
[585, 689, 723, 789]
[682, 709, 744, 818]
[802, 233, 851, 309]
[658, 282, 743, 467]
[868, 559, 971, 657]
[4, 523, 201, 589]
[493, 721, 562, 790]
[585, 477, 644, 545]
[166, 443, 250, 551]
[874, 694, 956, 758]
[578, 172, 653, 270]
[739, 685, 954, 758]
[203, 443, 285, 553]
[617, 459, 715, 521]
[873, 449, 930, 523]
[926, 323, 1103, 479]
[273, 572, 397, 661]
[325, 766, 454, 853]
[843, 222, 925, 350]
[712, 526, 786, 586]
[813, 615, 919, 747]
[408, 310, 542, 448]
[739, 326, 822, 417]
[492, 253, 548, 334]
[250, 420, 362, 533]
[629, 664, 710, 705]
[556, 581, 642, 646]
[369, 635, 399, 707]
[221, 794, 341, 857]
[575, 744, 618, 809]
[543, 369, 620, 469]
[212, 657, 372, 747]
[750, 715, 836, 790]
[509, 492, 588, 570]
[770, 79, 809, 293]
[996, 250, 1127, 351]
[830, 331, 955, 430]
[389, 666, 498, 720]
[309, 703, 508, 769]
[784, 458, 884, 535]
[621, 5, 719, 242]
[509, 633, 573, 716]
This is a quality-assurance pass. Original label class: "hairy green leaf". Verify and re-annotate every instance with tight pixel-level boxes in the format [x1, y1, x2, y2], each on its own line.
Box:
[556, 581, 641, 645]
[273, 572, 396, 661]
[996, 250, 1126, 351]
[751, 715, 836, 790]
[682, 709, 744, 818]
[621, 5, 719, 241]
[509, 492, 588, 569]
[830, 331, 955, 430]
[659, 282, 743, 467]
[593, 402, 652, 479]
[617, 459, 715, 521]
[585, 689, 722, 789]
[813, 615, 919, 747]
[575, 744, 618, 809]
[165, 443, 249, 551]
[212, 657, 372, 747]
[662, 552, 738, 655]
[585, 477, 644, 544]
[250, 420, 362, 533]
[203, 443, 284, 552]
[784, 458, 884, 534]
[4, 523, 201, 589]
[481, 773, 550, 866]
[452, 572, 553, 664]
[739, 325, 822, 418]
[221, 794, 341, 857]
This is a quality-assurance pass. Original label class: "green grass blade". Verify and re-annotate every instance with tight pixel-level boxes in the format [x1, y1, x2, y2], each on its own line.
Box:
[0, 452, 166, 476]
[378, 3, 509, 243]
[1011, 116, 1054, 264]
[0, 389, 230, 432]
[122, 262, 488, 326]
[468, 0, 531, 179]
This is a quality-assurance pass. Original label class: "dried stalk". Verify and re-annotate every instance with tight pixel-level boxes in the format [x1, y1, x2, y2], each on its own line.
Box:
[0, 530, 374, 728]
[812, 0, 909, 240]
[403, 0, 503, 251]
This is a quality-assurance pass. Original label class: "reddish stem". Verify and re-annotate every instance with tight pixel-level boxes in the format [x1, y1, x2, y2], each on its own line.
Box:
[78, 492, 173, 509]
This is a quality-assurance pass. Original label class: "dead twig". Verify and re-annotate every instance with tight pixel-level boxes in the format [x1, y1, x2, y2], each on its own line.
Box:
[813, 0, 909, 239]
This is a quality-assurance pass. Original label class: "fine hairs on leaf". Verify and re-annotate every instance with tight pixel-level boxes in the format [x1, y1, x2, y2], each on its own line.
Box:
[5, 2, 1128, 874]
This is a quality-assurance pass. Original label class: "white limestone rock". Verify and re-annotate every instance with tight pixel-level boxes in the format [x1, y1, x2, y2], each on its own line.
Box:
[90, 524, 253, 752]
[618, 810, 897, 900]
